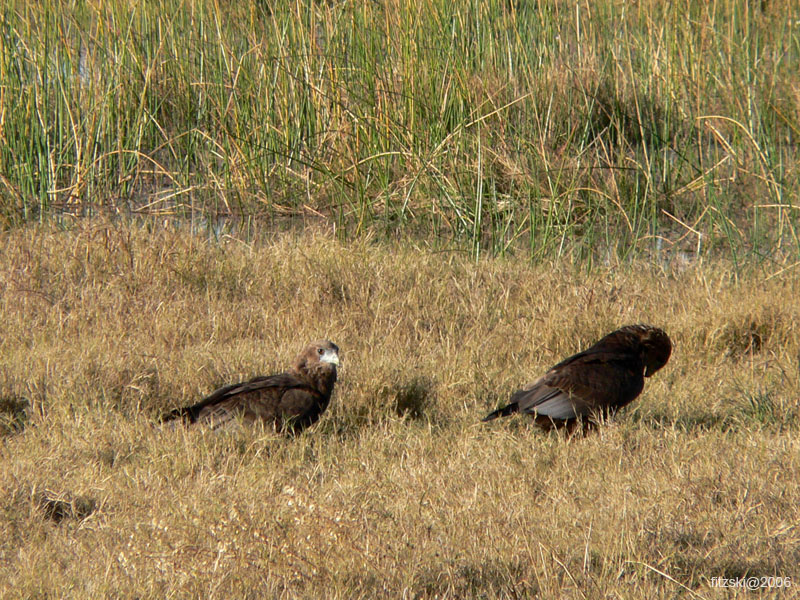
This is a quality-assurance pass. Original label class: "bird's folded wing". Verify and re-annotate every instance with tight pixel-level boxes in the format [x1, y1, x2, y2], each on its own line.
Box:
[512, 378, 590, 419]
[164, 373, 312, 423]
[514, 356, 637, 418]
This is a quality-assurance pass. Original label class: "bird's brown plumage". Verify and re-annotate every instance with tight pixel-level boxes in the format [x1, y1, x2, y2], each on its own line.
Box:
[482, 325, 671, 431]
[163, 340, 340, 433]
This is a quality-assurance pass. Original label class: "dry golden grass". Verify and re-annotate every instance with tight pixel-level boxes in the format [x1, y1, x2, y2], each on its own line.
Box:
[1, 220, 798, 598]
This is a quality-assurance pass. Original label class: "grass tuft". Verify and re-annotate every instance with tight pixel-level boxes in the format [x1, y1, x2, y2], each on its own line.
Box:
[0, 394, 29, 436]
[36, 492, 97, 524]
[383, 374, 436, 421]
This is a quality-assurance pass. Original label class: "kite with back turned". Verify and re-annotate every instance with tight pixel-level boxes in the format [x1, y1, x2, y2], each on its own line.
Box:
[483, 325, 671, 432]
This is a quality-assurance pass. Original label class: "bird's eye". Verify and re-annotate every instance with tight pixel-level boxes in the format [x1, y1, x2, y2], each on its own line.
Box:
[318, 348, 324, 355]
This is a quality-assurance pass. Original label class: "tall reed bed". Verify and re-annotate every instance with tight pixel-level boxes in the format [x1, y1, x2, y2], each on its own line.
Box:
[0, 1, 797, 262]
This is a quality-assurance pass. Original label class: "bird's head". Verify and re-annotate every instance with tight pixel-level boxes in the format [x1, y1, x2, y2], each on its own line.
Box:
[294, 340, 340, 375]
[635, 326, 672, 377]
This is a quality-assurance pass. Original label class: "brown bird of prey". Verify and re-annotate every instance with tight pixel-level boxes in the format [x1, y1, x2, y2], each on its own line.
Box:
[163, 340, 340, 433]
[483, 325, 671, 431]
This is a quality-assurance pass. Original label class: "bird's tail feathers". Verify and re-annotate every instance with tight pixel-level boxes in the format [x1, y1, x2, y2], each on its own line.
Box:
[482, 403, 519, 422]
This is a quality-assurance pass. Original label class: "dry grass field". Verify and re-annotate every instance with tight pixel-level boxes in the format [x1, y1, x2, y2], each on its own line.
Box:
[0, 220, 798, 598]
